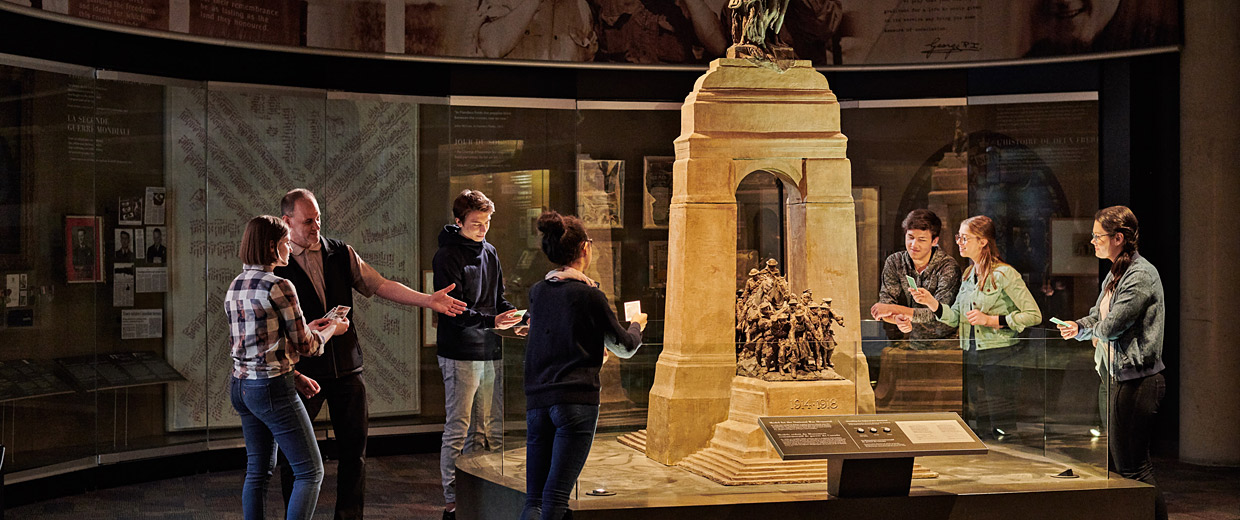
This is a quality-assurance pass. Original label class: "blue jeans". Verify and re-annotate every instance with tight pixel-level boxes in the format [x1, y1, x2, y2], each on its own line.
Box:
[521, 404, 599, 520]
[231, 374, 324, 520]
[439, 356, 504, 504]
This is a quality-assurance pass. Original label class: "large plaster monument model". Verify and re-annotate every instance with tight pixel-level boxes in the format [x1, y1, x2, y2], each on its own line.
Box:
[630, 9, 878, 485]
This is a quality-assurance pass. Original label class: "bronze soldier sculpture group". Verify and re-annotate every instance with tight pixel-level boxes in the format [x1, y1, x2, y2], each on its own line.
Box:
[726, 0, 793, 60]
[736, 259, 844, 381]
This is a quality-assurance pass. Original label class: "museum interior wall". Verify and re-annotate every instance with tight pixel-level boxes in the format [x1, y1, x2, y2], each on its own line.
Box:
[0, 0, 1210, 507]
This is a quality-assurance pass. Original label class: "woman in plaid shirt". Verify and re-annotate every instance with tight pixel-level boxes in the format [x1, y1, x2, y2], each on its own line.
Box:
[227, 215, 350, 520]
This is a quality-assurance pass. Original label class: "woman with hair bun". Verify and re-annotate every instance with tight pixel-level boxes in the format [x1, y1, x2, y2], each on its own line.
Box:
[519, 211, 646, 520]
[911, 215, 1042, 439]
[1057, 206, 1167, 520]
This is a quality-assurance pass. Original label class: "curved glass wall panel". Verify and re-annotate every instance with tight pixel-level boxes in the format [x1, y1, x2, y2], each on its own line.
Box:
[0, 50, 1108, 514]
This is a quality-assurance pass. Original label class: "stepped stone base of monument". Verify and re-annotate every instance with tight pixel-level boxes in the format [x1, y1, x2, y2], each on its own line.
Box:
[679, 376, 855, 485]
[623, 376, 937, 485]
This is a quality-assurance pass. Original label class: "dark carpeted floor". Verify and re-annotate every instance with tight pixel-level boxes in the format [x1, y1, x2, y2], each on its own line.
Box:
[7, 454, 1238, 519]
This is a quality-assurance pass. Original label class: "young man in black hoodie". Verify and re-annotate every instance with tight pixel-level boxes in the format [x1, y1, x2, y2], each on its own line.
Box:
[433, 189, 523, 520]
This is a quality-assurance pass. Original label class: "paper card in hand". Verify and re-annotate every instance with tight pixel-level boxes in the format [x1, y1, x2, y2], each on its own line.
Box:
[623, 300, 641, 322]
[323, 305, 351, 322]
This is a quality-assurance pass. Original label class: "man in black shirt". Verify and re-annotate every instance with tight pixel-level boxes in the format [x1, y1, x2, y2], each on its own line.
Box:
[275, 188, 465, 520]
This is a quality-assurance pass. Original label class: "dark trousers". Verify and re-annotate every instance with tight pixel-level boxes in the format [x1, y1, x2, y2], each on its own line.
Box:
[964, 343, 1022, 437]
[279, 372, 368, 520]
[1109, 373, 1167, 520]
[520, 404, 599, 520]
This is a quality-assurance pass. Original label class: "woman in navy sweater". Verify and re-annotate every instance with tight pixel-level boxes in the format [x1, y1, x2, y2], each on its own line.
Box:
[520, 211, 647, 520]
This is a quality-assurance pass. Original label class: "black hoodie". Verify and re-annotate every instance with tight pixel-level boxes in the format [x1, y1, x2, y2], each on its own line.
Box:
[432, 224, 515, 360]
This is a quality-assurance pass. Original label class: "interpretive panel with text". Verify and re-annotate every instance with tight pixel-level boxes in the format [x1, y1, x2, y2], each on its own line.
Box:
[759, 412, 987, 460]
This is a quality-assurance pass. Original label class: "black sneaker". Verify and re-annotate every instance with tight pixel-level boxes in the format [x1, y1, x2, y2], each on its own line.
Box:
[442, 509, 456, 520]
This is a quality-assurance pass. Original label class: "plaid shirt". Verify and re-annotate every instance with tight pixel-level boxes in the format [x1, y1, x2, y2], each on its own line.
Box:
[879, 248, 962, 344]
[227, 265, 328, 380]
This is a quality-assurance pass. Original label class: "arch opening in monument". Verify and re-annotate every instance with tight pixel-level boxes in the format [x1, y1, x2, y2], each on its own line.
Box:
[736, 169, 793, 287]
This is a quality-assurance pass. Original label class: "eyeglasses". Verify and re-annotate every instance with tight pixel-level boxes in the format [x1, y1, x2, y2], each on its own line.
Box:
[1089, 232, 1115, 241]
[954, 234, 976, 244]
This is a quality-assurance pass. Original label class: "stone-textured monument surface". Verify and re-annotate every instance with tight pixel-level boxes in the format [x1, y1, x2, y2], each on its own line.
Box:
[641, 55, 876, 473]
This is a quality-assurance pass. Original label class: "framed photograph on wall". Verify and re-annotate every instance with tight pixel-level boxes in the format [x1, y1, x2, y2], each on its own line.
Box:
[648, 240, 668, 289]
[146, 226, 167, 264]
[114, 228, 139, 263]
[1050, 218, 1097, 276]
[643, 156, 674, 229]
[577, 158, 623, 229]
[422, 270, 437, 347]
[65, 215, 103, 283]
[118, 195, 143, 226]
[583, 238, 621, 303]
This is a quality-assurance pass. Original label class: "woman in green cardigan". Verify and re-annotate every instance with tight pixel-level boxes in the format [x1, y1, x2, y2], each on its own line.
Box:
[911, 215, 1042, 438]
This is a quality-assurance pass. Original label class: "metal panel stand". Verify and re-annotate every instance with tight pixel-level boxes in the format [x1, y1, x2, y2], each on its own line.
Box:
[826, 456, 914, 497]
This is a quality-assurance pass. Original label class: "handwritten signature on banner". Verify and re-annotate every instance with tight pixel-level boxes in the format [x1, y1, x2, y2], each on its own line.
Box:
[921, 38, 982, 59]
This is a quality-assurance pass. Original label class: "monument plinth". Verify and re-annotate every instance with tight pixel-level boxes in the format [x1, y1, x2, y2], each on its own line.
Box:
[676, 376, 856, 484]
[643, 58, 875, 467]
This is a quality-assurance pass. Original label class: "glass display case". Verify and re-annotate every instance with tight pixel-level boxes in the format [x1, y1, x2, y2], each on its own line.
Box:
[0, 51, 1109, 510]
[454, 333, 1116, 517]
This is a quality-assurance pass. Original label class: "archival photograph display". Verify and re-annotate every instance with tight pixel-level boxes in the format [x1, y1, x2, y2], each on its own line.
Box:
[144, 187, 165, 225]
[583, 238, 621, 304]
[135, 266, 167, 293]
[114, 228, 138, 263]
[577, 158, 624, 229]
[121, 308, 162, 340]
[112, 262, 134, 307]
[145, 226, 166, 264]
[643, 156, 673, 229]
[65, 215, 102, 283]
[118, 195, 142, 226]
[648, 241, 668, 289]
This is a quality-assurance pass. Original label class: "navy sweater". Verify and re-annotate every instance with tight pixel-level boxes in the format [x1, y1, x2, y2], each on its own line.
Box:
[432, 225, 515, 360]
[524, 278, 642, 410]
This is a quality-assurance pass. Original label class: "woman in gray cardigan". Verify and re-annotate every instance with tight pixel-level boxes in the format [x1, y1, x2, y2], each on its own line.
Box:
[1057, 206, 1167, 520]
